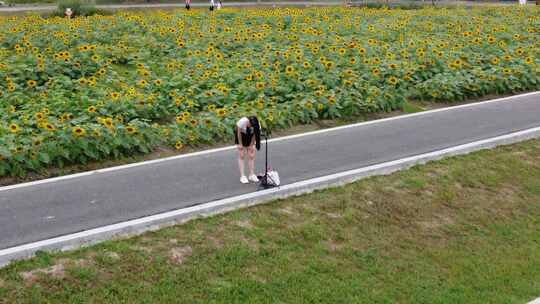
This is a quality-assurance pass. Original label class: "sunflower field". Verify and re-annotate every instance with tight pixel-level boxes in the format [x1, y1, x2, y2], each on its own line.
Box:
[0, 6, 539, 176]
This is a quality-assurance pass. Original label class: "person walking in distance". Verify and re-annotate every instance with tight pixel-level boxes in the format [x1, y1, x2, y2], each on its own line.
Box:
[234, 116, 261, 184]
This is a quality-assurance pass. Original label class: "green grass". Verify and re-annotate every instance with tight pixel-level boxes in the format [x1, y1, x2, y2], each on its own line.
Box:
[0, 139, 539, 303]
[402, 101, 426, 113]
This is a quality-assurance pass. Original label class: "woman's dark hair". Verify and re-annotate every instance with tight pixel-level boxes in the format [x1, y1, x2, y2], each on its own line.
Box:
[249, 116, 261, 151]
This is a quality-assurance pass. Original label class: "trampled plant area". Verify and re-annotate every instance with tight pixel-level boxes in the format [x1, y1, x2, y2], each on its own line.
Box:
[0, 6, 539, 176]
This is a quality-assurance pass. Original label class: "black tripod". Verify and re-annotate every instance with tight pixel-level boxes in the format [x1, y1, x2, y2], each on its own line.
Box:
[258, 132, 277, 190]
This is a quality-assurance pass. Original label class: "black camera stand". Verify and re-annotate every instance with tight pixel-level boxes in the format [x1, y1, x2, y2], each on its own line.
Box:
[257, 133, 277, 190]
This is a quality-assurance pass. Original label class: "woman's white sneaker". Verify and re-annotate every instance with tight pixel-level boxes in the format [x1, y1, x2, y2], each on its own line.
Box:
[248, 174, 259, 183]
[240, 176, 249, 184]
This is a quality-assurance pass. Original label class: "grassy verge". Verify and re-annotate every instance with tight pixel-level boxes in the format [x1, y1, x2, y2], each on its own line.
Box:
[1, 138, 539, 303]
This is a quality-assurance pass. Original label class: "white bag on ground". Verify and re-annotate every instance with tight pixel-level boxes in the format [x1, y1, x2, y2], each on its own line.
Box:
[267, 170, 280, 187]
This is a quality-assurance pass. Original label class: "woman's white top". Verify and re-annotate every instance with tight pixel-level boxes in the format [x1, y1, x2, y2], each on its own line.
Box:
[236, 117, 249, 133]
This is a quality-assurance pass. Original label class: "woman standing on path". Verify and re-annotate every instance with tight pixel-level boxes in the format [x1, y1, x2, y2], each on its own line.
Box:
[234, 116, 261, 184]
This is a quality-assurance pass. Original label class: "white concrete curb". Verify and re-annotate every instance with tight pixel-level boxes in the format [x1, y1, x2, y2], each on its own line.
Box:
[1, 125, 539, 267]
[528, 298, 540, 304]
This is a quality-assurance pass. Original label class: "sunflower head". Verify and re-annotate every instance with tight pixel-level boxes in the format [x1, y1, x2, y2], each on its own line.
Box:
[285, 65, 295, 74]
[126, 126, 136, 134]
[328, 96, 336, 105]
[325, 61, 334, 69]
[45, 123, 56, 131]
[27, 80, 37, 88]
[103, 118, 114, 128]
[217, 108, 226, 118]
[175, 141, 183, 150]
[35, 112, 45, 121]
[111, 92, 121, 100]
[9, 123, 19, 134]
[72, 126, 86, 137]
[32, 139, 42, 147]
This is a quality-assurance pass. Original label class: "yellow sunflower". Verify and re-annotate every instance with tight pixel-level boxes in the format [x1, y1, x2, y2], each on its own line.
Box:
[72, 126, 86, 137]
[126, 126, 136, 134]
[175, 141, 184, 150]
[27, 80, 37, 88]
[387, 76, 398, 85]
[45, 123, 56, 131]
[217, 108, 227, 118]
[9, 123, 19, 134]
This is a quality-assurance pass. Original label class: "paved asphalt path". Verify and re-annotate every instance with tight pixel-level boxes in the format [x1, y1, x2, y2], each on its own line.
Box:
[1, 92, 540, 249]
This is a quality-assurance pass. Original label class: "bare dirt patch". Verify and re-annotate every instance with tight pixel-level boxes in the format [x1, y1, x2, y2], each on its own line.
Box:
[325, 239, 343, 252]
[207, 236, 224, 249]
[240, 236, 260, 252]
[19, 258, 92, 284]
[325, 212, 343, 219]
[105, 252, 120, 260]
[131, 245, 153, 253]
[235, 219, 254, 229]
[418, 214, 455, 230]
[245, 266, 268, 284]
[169, 246, 193, 265]
[278, 207, 298, 216]
[21, 264, 65, 284]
